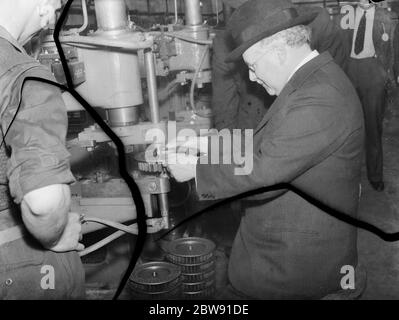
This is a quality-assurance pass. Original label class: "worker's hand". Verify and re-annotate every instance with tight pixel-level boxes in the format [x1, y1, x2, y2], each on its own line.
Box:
[21, 184, 73, 249]
[167, 152, 198, 182]
[167, 136, 208, 155]
[48, 212, 85, 253]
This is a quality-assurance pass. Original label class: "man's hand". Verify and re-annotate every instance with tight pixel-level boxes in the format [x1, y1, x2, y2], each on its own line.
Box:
[21, 184, 81, 250]
[167, 152, 198, 182]
[49, 212, 84, 252]
[167, 136, 208, 155]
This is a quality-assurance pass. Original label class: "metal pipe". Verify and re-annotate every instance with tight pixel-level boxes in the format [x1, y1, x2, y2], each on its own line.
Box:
[190, 45, 209, 112]
[162, 32, 212, 45]
[174, 0, 179, 24]
[158, 193, 169, 229]
[94, 0, 128, 31]
[184, 0, 202, 26]
[60, 35, 153, 50]
[77, 0, 89, 33]
[144, 50, 160, 123]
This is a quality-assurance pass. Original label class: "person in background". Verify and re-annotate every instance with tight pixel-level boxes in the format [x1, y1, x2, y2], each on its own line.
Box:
[340, 0, 398, 191]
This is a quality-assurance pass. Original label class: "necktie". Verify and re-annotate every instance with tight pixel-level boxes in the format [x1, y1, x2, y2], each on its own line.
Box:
[354, 10, 367, 55]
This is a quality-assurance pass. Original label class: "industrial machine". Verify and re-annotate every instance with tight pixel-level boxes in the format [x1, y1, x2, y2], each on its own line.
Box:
[36, 0, 385, 300]
[36, 0, 215, 299]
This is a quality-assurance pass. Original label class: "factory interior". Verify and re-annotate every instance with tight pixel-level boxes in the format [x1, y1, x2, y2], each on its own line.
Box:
[32, 0, 399, 300]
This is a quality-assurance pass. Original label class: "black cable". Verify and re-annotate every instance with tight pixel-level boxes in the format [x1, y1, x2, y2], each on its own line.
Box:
[158, 182, 399, 243]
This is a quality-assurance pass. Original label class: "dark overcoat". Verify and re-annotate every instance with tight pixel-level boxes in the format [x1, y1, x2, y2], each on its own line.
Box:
[196, 52, 365, 299]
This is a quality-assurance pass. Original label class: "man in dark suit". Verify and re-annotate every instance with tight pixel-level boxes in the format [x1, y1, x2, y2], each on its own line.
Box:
[167, 0, 364, 299]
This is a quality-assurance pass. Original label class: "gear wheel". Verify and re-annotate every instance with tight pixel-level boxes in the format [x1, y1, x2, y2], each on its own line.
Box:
[134, 151, 165, 173]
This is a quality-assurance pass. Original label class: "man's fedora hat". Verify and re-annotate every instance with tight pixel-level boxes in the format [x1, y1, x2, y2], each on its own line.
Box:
[225, 0, 318, 62]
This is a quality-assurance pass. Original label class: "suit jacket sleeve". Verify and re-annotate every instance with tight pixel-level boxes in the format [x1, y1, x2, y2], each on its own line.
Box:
[196, 84, 351, 200]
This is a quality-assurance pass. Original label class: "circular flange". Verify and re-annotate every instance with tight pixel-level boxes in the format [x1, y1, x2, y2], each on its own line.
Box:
[134, 151, 165, 173]
[182, 278, 215, 293]
[181, 269, 215, 283]
[166, 237, 216, 265]
[130, 284, 181, 300]
[182, 286, 216, 300]
[129, 261, 181, 293]
[179, 259, 215, 274]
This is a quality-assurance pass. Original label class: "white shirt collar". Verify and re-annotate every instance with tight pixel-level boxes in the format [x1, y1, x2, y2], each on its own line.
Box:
[287, 50, 320, 82]
[357, 4, 375, 15]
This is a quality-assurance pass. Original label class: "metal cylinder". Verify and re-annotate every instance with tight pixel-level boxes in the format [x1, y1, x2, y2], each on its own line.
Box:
[167, 26, 211, 72]
[107, 106, 140, 126]
[144, 50, 160, 124]
[158, 193, 169, 215]
[184, 0, 202, 26]
[94, 0, 128, 31]
[76, 44, 143, 110]
[158, 193, 169, 229]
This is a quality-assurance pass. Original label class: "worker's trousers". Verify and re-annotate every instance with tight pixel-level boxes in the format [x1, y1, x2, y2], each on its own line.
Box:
[347, 57, 388, 184]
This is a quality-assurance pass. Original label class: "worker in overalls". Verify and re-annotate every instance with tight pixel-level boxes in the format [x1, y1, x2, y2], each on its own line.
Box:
[0, 0, 85, 299]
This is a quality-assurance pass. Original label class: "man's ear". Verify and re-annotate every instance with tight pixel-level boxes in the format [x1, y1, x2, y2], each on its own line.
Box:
[276, 46, 287, 66]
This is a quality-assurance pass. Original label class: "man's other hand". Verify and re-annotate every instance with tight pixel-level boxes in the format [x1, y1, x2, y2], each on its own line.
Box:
[49, 212, 84, 252]
[167, 136, 208, 155]
[167, 152, 198, 182]
[21, 184, 74, 249]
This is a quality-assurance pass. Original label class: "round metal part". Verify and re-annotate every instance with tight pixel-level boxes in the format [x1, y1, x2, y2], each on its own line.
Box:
[181, 269, 215, 283]
[182, 278, 215, 293]
[179, 258, 215, 274]
[137, 161, 164, 173]
[135, 151, 165, 173]
[75, 31, 144, 110]
[182, 286, 216, 300]
[107, 106, 139, 127]
[129, 261, 181, 293]
[130, 284, 181, 300]
[166, 237, 216, 265]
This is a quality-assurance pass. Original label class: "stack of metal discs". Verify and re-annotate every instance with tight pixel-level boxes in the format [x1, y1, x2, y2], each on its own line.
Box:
[128, 261, 181, 299]
[166, 237, 216, 299]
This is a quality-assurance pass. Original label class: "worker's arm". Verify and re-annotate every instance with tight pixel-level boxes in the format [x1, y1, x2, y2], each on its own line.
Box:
[0, 66, 81, 251]
[195, 84, 358, 200]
